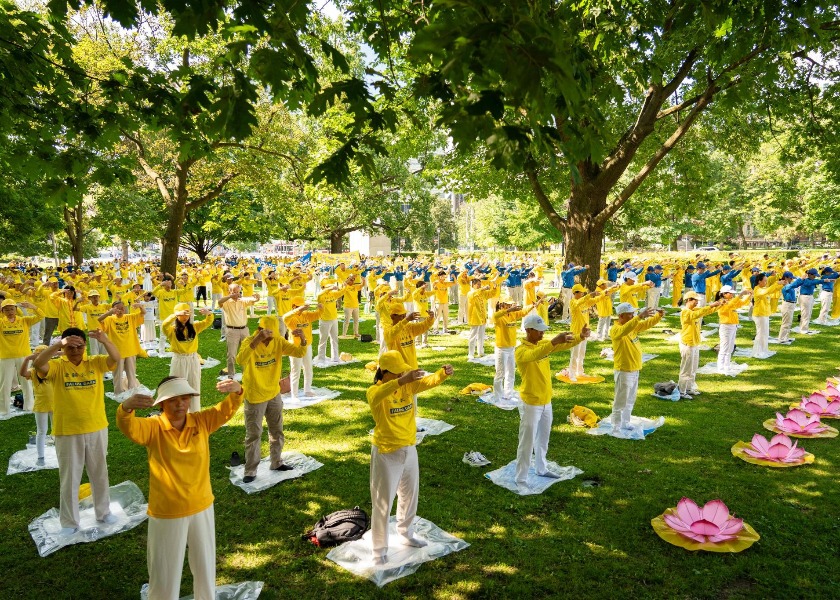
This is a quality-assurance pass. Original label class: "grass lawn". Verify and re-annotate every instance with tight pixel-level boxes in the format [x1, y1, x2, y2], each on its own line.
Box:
[0, 299, 838, 599]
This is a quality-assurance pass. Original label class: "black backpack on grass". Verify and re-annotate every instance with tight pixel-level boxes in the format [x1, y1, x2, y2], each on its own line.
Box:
[302, 507, 369, 548]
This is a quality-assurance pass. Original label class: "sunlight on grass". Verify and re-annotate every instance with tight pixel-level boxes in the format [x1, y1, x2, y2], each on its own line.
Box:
[482, 563, 519, 576]
[584, 542, 628, 559]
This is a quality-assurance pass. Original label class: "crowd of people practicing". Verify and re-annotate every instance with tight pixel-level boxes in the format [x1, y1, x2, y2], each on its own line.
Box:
[1, 248, 838, 598]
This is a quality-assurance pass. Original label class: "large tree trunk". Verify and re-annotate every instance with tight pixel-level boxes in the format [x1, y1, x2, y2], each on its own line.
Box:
[121, 239, 129, 262]
[563, 185, 607, 290]
[161, 200, 186, 274]
[63, 202, 84, 267]
[330, 230, 344, 254]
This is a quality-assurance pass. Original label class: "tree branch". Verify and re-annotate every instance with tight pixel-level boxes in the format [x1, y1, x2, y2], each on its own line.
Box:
[184, 173, 239, 212]
[525, 167, 567, 232]
[122, 130, 173, 204]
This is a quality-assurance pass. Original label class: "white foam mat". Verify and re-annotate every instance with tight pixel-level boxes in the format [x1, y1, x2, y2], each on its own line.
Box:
[696, 362, 749, 376]
[140, 581, 264, 599]
[485, 459, 583, 495]
[326, 516, 469, 587]
[477, 391, 523, 410]
[29, 480, 148, 557]
[281, 387, 340, 410]
[586, 416, 665, 440]
[228, 452, 323, 494]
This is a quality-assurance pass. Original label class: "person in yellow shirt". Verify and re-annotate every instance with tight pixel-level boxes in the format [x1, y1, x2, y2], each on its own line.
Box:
[523, 272, 541, 307]
[20, 344, 53, 465]
[492, 300, 536, 402]
[283, 299, 323, 399]
[432, 272, 455, 333]
[751, 272, 783, 359]
[592, 279, 618, 341]
[33, 327, 120, 534]
[367, 351, 453, 565]
[0, 298, 44, 414]
[236, 317, 306, 483]
[98, 301, 146, 395]
[566, 284, 604, 381]
[410, 281, 434, 347]
[456, 269, 471, 324]
[316, 282, 343, 364]
[341, 275, 363, 338]
[118, 377, 243, 600]
[153, 278, 181, 355]
[715, 286, 752, 374]
[677, 291, 722, 398]
[76, 290, 111, 355]
[618, 271, 653, 309]
[609, 303, 663, 430]
[514, 314, 586, 486]
[162, 303, 215, 412]
[50, 286, 85, 333]
[467, 279, 492, 360]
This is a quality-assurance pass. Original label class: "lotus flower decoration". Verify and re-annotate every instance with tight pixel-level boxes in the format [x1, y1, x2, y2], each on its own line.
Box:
[798, 393, 840, 418]
[774, 409, 829, 435]
[742, 433, 806, 463]
[818, 384, 839, 399]
[663, 498, 744, 543]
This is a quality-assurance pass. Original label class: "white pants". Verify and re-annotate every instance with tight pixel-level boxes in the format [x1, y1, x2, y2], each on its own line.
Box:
[678, 342, 700, 393]
[596, 316, 611, 341]
[30, 318, 44, 348]
[370, 445, 419, 554]
[816, 290, 833, 323]
[289, 344, 313, 398]
[561, 288, 573, 320]
[799, 294, 814, 332]
[35, 410, 52, 459]
[112, 355, 138, 395]
[89, 338, 103, 357]
[486, 298, 496, 326]
[568, 339, 587, 378]
[158, 328, 168, 355]
[752, 316, 770, 357]
[510, 286, 523, 304]
[778, 301, 795, 342]
[170, 353, 202, 412]
[211, 292, 221, 311]
[516, 403, 553, 483]
[434, 303, 449, 331]
[343, 307, 360, 336]
[225, 327, 249, 376]
[266, 295, 276, 315]
[646, 287, 661, 310]
[468, 325, 486, 358]
[142, 319, 157, 343]
[493, 347, 515, 400]
[147, 504, 216, 600]
[610, 370, 639, 428]
[458, 295, 467, 324]
[662, 278, 671, 298]
[717, 324, 737, 373]
[696, 292, 707, 307]
[0, 357, 34, 415]
[317, 319, 339, 362]
[56, 427, 111, 528]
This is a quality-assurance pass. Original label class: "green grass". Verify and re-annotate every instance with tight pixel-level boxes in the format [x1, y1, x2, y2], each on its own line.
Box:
[1, 301, 838, 599]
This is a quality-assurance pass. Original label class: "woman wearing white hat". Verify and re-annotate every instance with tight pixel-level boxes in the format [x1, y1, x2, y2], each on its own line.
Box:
[677, 291, 722, 398]
[162, 303, 215, 412]
[367, 351, 453, 566]
[118, 377, 244, 600]
[714, 286, 752, 374]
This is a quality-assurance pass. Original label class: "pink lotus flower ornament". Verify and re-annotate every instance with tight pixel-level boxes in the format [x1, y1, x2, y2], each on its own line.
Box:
[818, 384, 840, 399]
[663, 498, 744, 543]
[799, 393, 840, 417]
[774, 409, 829, 435]
[742, 433, 806, 463]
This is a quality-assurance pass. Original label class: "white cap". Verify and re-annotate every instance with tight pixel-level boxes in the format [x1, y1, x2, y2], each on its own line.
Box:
[720, 285, 734, 294]
[615, 302, 635, 315]
[154, 378, 199, 406]
[624, 271, 637, 280]
[522, 314, 549, 331]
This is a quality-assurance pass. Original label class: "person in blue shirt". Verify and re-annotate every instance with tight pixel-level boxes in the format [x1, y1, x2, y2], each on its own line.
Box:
[720, 264, 743, 288]
[644, 265, 666, 309]
[798, 268, 825, 333]
[560, 263, 588, 322]
[778, 271, 803, 344]
[504, 263, 532, 305]
[682, 265, 695, 300]
[606, 261, 619, 283]
[816, 267, 839, 324]
[691, 262, 721, 306]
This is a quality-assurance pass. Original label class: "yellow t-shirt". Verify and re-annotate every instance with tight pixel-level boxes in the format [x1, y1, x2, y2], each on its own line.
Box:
[493, 307, 530, 348]
[679, 305, 719, 346]
[236, 336, 305, 403]
[162, 314, 214, 354]
[316, 289, 343, 321]
[101, 311, 145, 358]
[283, 309, 321, 345]
[753, 282, 783, 317]
[368, 369, 449, 453]
[570, 293, 600, 334]
[0, 310, 43, 359]
[116, 392, 243, 518]
[46, 355, 113, 435]
[515, 337, 580, 406]
[718, 296, 751, 325]
[467, 288, 491, 326]
[152, 286, 179, 320]
[385, 314, 434, 369]
[610, 313, 662, 371]
[77, 302, 110, 331]
[343, 283, 362, 310]
[29, 370, 54, 413]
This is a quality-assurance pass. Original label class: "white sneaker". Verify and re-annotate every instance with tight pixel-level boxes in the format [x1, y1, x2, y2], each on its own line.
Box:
[99, 513, 119, 525]
[462, 451, 491, 467]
